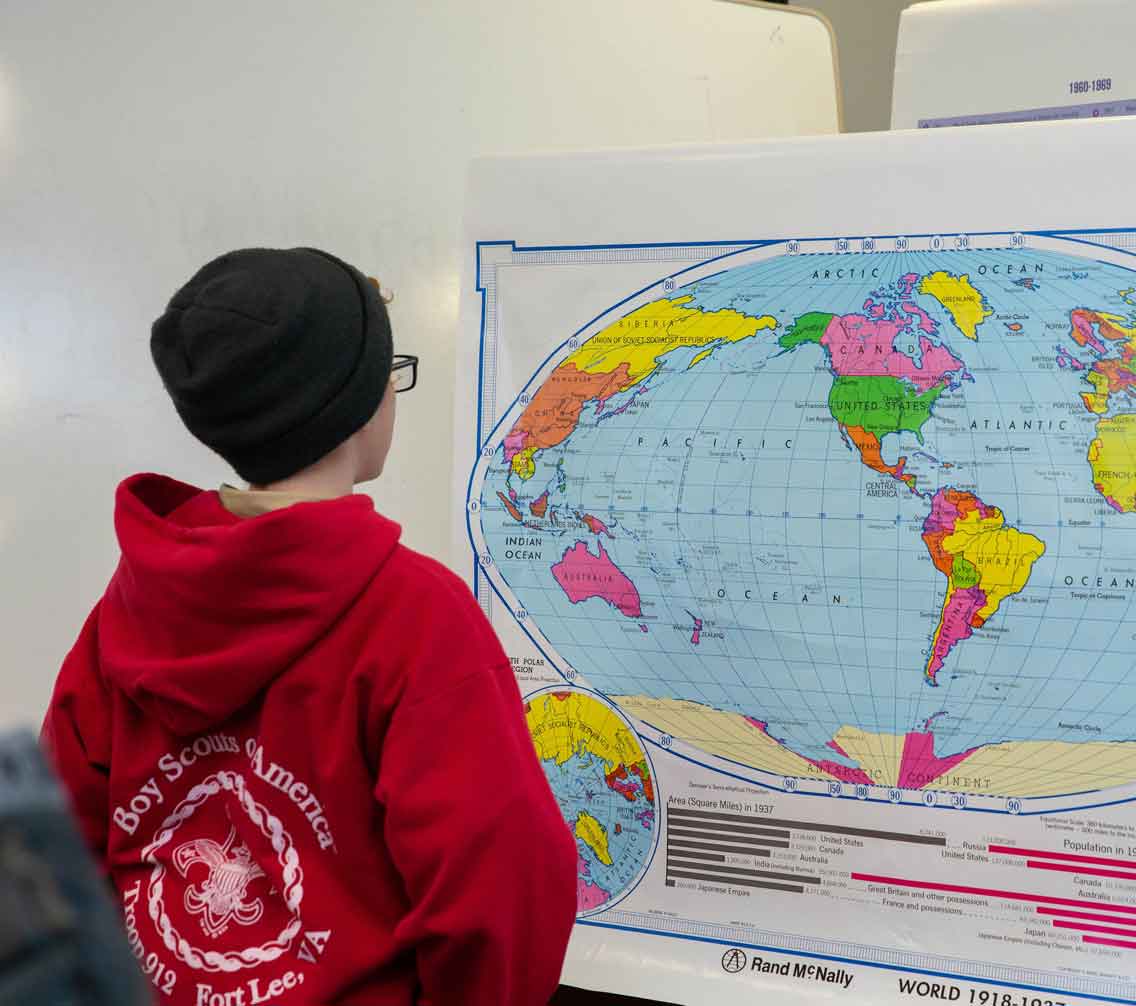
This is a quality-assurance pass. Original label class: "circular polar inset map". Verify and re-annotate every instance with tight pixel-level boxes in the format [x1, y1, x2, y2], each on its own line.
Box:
[524, 688, 658, 915]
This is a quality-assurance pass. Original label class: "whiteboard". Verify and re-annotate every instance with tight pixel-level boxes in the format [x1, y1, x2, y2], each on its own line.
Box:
[0, 0, 837, 730]
[453, 115, 1136, 1006]
[892, 0, 1136, 128]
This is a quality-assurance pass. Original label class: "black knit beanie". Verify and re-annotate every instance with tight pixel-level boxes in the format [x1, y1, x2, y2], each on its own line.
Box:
[151, 247, 393, 484]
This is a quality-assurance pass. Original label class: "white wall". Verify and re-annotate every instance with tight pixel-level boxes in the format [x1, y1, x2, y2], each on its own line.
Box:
[798, 0, 914, 131]
[0, 0, 838, 729]
[892, 0, 1136, 128]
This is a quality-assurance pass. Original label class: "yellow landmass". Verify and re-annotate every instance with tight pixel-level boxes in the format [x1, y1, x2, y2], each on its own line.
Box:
[845, 729, 1136, 796]
[928, 738, 1136, 797]
[510, 446, 536, 479]
[918, 271, 992, 340]
[826, 727, 905, 787]
[1081, 370, 1111, 415]
[612, 695, 821, 778]
[526, 691, 644, 773]
[574, 810, 613, 866]
[611, 695, 1136, 797]
[941, 507, 1045, 622]
[1088, 412, 1136, 513]
[566, 296, 776, 387]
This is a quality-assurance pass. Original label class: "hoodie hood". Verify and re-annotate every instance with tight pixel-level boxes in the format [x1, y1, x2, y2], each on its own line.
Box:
[98, 474, 400, 735]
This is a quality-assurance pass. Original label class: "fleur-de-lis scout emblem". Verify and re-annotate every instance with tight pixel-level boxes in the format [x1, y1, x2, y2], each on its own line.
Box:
[173, 826, 265, 939]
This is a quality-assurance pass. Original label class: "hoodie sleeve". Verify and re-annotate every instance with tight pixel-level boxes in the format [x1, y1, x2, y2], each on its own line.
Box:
[40, 606, 113, 863]
[373, 588, 577, 1006]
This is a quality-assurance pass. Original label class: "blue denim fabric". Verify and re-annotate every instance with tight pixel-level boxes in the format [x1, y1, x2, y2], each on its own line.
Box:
[0, 731, 151, 1005]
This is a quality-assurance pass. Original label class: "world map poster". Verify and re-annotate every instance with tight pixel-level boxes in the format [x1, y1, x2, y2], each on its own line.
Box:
[453, 125, 1136, 1006]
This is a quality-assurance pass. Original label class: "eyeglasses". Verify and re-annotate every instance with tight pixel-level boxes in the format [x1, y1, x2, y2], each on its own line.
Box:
[392, 354, 418, 393]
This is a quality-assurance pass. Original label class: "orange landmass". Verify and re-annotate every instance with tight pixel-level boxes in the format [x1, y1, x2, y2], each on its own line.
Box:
[496, 491, 523, 522]
[1071, 309, 1135, 350]
[605, 764, 638, 802]
[1097, 358, 1136, 395]
[510, 362, 631, 453]
[581, 514, 613, 537]
[529, 492, 549, 518]
[844, 424, 917, 489]
[629, 762, 654, 803]
[922, 489, 987, 576]
[1098, 317, 1133, 342]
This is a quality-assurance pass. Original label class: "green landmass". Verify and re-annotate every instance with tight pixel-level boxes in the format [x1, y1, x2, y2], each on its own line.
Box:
[779, 311, 833, 350]
[828, 375, 944, 443]
[951, 556, 980, 589]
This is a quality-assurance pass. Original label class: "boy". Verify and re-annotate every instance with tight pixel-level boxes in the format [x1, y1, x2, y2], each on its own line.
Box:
[41, 248, 578, 1005]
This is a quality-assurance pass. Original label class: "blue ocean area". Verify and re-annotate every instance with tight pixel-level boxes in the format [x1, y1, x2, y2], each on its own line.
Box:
[480, 245, 1136, 777]
[541, 750, 654, 902]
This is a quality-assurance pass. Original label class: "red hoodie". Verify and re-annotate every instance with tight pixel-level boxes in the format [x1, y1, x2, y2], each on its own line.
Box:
[42, 474, 577, 1006]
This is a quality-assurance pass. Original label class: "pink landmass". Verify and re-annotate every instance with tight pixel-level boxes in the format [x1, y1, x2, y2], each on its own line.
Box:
[899, 273, 919, 298]
[1071, 310, 1107, 355]
[924, 489, 994, 535]
[925, 585, 987, 683]
[639, 624, 648, 633]
[577, 854, 611, 912]
[636, 808, 655, 830]
[922, 491, 956, 534]
[826, 738, 854, 759]
[596, 383, 647, 420]
[821, 314, 966, 392]
[738, 703, 982, 791]
[687, 611, 703, 645]
[551, 541, 643, 618]
[896, 731, 980, 789]
[901, 301, 937, 335]
[922, 710, 948, 731]
[508, 487, 518, 502]
[503, 430, 529, 462]
[864, 298, 886, 319]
